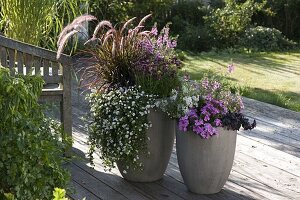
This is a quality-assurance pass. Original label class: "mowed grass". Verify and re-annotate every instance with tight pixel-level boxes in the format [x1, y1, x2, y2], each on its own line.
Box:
[182, 51, 300, 112]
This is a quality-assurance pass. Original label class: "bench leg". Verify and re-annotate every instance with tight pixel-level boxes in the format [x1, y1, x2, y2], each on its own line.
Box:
[60, 98, 72, 156]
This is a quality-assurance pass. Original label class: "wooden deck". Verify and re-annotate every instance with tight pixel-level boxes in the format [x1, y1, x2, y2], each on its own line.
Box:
[67, 88, 300, 200]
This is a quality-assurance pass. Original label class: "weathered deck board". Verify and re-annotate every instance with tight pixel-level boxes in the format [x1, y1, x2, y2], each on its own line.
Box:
[66, 86, 300, 200]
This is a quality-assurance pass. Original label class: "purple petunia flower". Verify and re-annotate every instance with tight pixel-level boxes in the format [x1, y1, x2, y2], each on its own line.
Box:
[204, 115, 210, 122]
[187, 108, 198, 118]
[214, 119, 222, 126]
[204, 123, 216, 136]
[179, 116, 189, 132]
[193, 125, 204, 135]
[195, 119, 204, 126]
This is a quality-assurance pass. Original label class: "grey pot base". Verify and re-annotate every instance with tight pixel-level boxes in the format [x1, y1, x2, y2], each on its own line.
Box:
[176, 128, 237, 194]
[117, 109, 175, 182]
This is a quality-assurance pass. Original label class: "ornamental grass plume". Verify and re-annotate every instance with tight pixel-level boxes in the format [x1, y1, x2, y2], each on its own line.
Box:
[56, 14, 97, 59]
[57, 14, 153, 90]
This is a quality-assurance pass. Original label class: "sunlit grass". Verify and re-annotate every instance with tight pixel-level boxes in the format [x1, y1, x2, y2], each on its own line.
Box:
[181, 51, 300, 112]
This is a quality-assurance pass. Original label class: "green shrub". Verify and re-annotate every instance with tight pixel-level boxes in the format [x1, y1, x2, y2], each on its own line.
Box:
[0, 0, 55, 45]
[252, 0, 300, 41]
[0, 67, 70, 200]
[168, 1, 212, 51]
[177, 24, 212, 52]
[241, 26, 297, 51]
[204, 0, 266, 49]
[89, 0, 173, 27]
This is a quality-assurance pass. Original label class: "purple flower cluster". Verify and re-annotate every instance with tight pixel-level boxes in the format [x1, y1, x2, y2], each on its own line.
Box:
[201, 78, 221, 92]
[134, 25, 181, 80]
[179, 96, 227, 139]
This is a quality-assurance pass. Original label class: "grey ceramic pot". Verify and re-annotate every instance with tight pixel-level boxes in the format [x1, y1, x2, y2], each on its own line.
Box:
[117, 109, 175, 182]
[176, 127, 237, 194]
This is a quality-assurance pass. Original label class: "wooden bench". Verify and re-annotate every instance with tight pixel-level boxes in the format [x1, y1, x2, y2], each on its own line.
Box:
[0, 35, 72, 138]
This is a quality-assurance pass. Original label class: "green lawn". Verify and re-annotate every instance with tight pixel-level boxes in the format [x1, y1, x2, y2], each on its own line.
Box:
[182, 51, 300, 112]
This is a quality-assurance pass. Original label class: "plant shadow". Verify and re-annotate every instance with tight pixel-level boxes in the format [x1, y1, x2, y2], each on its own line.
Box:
[66, 146, 270, 200]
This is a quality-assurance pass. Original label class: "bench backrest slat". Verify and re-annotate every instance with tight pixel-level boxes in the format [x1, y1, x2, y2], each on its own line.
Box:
[1, 47, 7, 68]
[24, 53, 33, 74]
[8, 48, 15, 75]
[0, 35, 71, 85]
[34, 56, 41, 75]
[0, 35, 70, 64]
[16, 51, 23, 74]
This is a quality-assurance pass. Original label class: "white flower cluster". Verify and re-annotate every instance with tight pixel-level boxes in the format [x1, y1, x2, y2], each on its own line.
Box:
[88, 85, 156, 170]
[158, 83, 201, 118]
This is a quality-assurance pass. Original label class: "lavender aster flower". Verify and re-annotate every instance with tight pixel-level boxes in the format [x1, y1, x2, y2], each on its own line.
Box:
[202, 79, 209, 89]
[212, 81, 221, 90]
[163, 27, 170, 43]
[157, 36, 163, 47]
[228, 64, 235, 73]
[150, 26, 158, 36]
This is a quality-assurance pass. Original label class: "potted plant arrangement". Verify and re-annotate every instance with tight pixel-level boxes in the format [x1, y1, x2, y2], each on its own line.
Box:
[169, 74, 256, 194]
[57, 15, 182, 182]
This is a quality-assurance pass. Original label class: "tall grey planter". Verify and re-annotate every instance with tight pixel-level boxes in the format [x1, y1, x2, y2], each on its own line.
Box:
[176, 127, 237, 194]
[117, 109, 175, 182]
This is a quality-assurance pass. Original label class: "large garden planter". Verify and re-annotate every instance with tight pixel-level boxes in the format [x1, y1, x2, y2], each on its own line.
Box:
[176, 127, 237, 194]
[117, 109, 175, 182]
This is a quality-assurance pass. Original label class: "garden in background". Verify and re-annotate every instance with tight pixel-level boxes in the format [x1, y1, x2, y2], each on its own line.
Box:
[1, 0, 299, 113]
[183, 51, 300, 112]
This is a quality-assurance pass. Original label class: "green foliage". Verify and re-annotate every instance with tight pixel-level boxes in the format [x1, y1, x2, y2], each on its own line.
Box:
[46, 0, 88, 51]
[205, 0, 266, 48]
[135, 74, 180, 99]
[53, 188, 68, 200]
[0, 0, 87, 50]
[252, 0, 300, 41]
[89, 0, 129, 23]
[240, 26, 296, 51]
[1, 193, 15, 200]
[177, 24, 212, 52]
[167, 1, 212, 51]
[0, 0, 56, 45]
[89, 0, 173, 26]
[0, 67, 70, 200]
